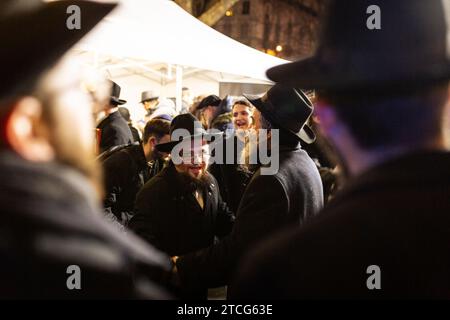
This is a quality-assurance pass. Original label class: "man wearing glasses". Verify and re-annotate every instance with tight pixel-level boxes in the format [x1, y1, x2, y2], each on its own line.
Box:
[129, 113, 235, 299]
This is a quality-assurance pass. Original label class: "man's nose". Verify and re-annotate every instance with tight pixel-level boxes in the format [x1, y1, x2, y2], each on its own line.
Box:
[192, 152, 203, 164]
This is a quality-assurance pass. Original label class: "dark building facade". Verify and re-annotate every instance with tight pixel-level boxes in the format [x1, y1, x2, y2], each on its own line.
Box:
[213, 0, 326, 59]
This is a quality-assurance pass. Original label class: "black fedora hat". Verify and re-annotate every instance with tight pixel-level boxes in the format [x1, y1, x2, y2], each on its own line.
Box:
[110, 81, 126, 105]
[155, 113, 221, 153]
[140, 90, 159, 104]
[267, 0, 450, 92]
[244, 85, 316, 144]
[0, 0, 116, 101]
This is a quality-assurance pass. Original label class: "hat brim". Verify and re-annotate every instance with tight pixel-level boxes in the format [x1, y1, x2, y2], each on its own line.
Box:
[111, 97, 127, 105]
[155, 132, 223, 153]
[141, 97, 159, 104]
[0, 1, 116, 99]
[267, 56, 450, 92]
[154, 140, 180, 153]
[266, 56, 322, 90]
[299, 124, 316, 144]
[244, 93, 269, 115]
[244, 93, 316, 144]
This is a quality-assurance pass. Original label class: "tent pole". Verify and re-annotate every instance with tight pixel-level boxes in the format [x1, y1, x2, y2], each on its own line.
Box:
[167, 63, 173, 80]
[175, 65, 183, 113]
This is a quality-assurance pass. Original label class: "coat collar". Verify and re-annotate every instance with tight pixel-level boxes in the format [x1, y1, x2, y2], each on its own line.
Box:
[97, 110, 122, 127]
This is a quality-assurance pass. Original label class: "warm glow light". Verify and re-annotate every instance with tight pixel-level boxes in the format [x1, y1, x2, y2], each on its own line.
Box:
[276, 45, 283, 52]
[225, 10, 233, 17]
[266, 49, 276, 56]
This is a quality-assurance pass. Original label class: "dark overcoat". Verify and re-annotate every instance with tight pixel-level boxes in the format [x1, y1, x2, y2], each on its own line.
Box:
[0, 150, 170, 299]
[102, 144, 164, 225]
[97, 111, 134, 153]
[176, 143, 324, 292]
[129, 163, 235, 257]
[231, 151, 450, 299]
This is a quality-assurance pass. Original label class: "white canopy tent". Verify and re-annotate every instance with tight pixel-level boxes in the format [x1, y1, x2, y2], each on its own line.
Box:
[73, 0, 288, 118]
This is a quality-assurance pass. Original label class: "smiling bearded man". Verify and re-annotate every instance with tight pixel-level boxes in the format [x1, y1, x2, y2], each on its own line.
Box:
[129, 113, 235, 299]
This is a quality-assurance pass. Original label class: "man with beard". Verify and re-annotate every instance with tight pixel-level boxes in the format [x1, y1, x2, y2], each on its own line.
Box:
[130, 114, 234, 255]
[141, 90, 159, 117]
[102, 117, 171, 227]
[232, 0, 450, 299]
[0, 0, 170, 299]
[173, 85, 324, 295]
[129, 113, 235, 298]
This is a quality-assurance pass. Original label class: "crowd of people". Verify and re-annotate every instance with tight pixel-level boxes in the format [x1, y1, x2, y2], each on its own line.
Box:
[1, 0, 450, 299]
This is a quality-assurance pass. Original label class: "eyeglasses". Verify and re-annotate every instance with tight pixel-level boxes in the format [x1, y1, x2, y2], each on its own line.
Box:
[179, 147, 211, 164]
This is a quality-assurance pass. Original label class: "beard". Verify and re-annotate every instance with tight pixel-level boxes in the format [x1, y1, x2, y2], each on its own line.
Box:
[145, 108, 155, 117]
[177, 169, 210, 191]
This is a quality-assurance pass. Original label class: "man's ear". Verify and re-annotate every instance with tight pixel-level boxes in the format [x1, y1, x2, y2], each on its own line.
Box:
[148, 136, 157, 149]
[5, 97, 55, 162]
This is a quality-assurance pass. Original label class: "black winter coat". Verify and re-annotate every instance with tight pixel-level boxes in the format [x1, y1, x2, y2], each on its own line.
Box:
[129, 124, 141, 144]
[97, 111, 134, 153]
[0, 151, 170, 299]
[102, 144, 165, 226]
[176, 144, 324, 292]
[231, 151, 450, 299]
[129, 163, 235, 257]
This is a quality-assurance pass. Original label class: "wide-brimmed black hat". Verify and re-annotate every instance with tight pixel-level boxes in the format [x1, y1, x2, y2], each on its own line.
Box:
[0, 0, 116, 101]
[267, 0, 450, 92]
[110, 81, 126, 105]
[244, 85, 316, 144]
[155, 113, 221, 153]
[140, 90, 159, 104]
